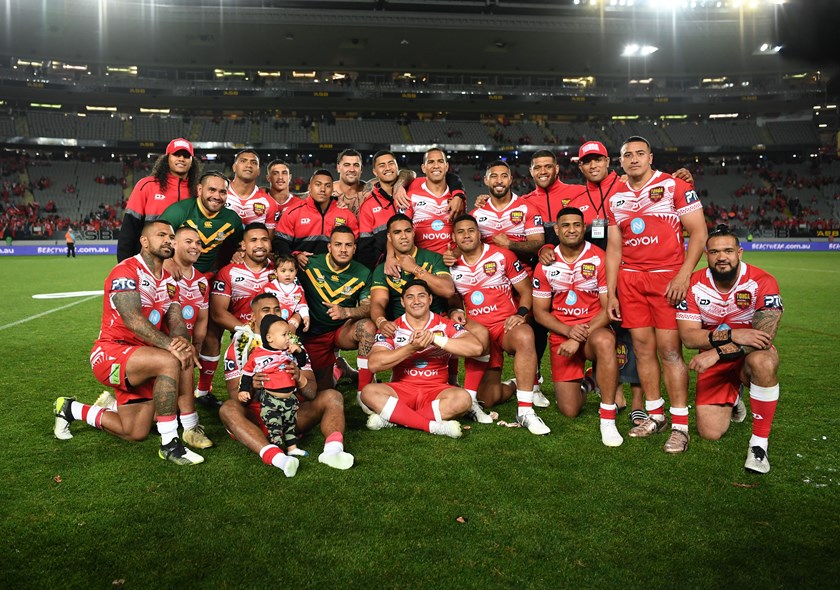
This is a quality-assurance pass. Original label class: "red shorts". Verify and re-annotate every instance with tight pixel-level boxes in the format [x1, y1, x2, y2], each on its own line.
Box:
[485, 321, 507, 369]
[386, 380, 450, 410]
[302, 330, 342, 373]
[548, 333, 586, 382]
[695, 358, 746, 406]
[90, 340, 154, 405]
[618, 269, 679, 330]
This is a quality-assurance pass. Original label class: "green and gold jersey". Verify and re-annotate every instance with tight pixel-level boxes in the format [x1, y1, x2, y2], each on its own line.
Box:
[159, 198, 244, 273]
[300, 253, 371, 336]
[371, 247, 450, 319]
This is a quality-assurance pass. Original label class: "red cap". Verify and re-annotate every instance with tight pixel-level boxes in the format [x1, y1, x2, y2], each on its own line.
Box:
[577, 141, 608, 160]
[166, 138, 194, 156]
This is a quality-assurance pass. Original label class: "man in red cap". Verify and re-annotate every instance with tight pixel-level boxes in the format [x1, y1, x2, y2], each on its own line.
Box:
[117, 138, 201, 261]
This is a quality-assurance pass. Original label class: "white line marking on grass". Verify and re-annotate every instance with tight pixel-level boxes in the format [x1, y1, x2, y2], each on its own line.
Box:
[772, 267, 840, 274]
[0, 294, 101, 331]
[32, 290, 105, 299]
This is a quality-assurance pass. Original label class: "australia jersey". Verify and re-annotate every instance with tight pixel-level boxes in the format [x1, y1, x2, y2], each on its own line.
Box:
[606, 171, 702, 272]
[98, 254, 179, 345]
[407, 178, 456, 254]
[175, 268, 209, 336]
[370, 247, 450, 319]
[263, 281, 310, 321]
[372, 313, 466, 385]
[159, 198, 244, 273]
[225, 185, 280, 230]
[298, 253, 372, 336]
[532, 242, 606, 326]
[677, 263, 783, 330]
[212, 262, 278, 324]
[451, 244, 528, 326]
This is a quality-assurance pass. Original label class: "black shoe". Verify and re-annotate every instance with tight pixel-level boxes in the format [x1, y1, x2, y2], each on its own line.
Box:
[195, 391, 223, 409]
[159, 437, 205, 465]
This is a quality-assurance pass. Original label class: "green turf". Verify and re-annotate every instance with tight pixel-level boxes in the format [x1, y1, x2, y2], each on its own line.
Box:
[1, 252, 837, 589]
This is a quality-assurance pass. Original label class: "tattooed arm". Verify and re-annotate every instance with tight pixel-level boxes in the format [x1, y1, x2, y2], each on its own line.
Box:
[113, 291, 173, 349]
[164, 302, 190, 342]
[734, 309, 782, 354]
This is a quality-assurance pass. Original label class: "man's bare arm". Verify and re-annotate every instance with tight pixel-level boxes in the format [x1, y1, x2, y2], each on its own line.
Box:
[739, 309, 782, 354]
[113, 291, 172, 349]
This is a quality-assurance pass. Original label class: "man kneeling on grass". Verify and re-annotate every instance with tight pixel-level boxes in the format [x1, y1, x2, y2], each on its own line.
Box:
[360, 280, 483, 438]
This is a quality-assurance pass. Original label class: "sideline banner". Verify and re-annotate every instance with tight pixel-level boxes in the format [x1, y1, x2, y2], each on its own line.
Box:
[742, 242, 840, 251]
[0, 244, 117, 256]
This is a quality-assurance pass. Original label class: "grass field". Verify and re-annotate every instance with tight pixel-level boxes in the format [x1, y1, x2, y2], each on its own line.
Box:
[1, 252, 838, 589]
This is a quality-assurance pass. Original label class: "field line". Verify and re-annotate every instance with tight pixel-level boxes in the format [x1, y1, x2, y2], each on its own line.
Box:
[771, 266, 840, 274]
[0, 295, 101, 331]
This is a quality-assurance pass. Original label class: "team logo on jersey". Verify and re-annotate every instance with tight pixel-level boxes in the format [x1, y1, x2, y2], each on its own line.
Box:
[167, 284, 177, 299]
[735, 291, 752, 309]
[616, 343, 628, 368]
[342, 285, 354, 295]
[281, 309, 289, 319]
[415, 360, 429, 368]
[269, 273, 278, 281]
[561, 199, 571, 207]
[763, 294, 783, 309]
[335, 217, 347, 226]
[630, 218, 646, 235]
[253, 202, 266, 216]
[316, 275, 326, 283]
[331, 275, 340, 282]
[471, 291, 485, 305]
[510, 210, 524, 224]
[431, 220, 445, 231]
[110, 278, 136, 291]
[483, 261, 497, 276]
[685, 190, 699, 204]
[649, 186, 665, 202]
[148, 309, 161, 325]
[581, 262, 596, 279]
[198, 282, 207, 296]
[182, 305, 195, 320]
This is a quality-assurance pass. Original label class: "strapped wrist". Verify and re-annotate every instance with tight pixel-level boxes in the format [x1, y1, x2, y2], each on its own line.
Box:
[709, 328, 732, 347]
[715, 342, 745, 361]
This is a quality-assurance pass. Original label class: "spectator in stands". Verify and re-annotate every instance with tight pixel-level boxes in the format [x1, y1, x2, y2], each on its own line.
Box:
[117, 138, 201, 261]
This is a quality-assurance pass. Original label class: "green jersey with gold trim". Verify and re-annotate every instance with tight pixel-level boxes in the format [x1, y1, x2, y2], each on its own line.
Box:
[299, 253, 371, 336]
[159, 198, 244, 273]
[371, 247, 450, 319]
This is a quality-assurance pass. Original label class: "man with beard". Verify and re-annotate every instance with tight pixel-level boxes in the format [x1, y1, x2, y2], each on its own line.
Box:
[55, 221, 204, 465]
[332, 149, 366, 216]
[677, 225, 783, 473]
[225, 149, 280, 239]
[532, 208, 622, 446]
[117, 138, 200, 261]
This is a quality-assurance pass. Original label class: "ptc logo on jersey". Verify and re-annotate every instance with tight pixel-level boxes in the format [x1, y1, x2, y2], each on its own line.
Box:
[253, 202, 266, 216]
[532, 277, 541, 290]
[335, 217, 347, 226]
[483, 261, 498, 276]
[375, 333, 388, 343]
[649, 186, 665, 202]
[198, 282, 207, 296]
[110, 278, 136, 291]
[581, 262, 596, 279]
[510, 210, 524, 224]
[763, 294, 783, 309]
[735, 291, 752, 309]
[167, 284, 177, 300]
[685, 190, 699, 204]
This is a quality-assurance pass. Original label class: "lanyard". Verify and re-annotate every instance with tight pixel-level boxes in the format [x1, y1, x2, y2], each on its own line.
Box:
[584, 174, 618, 219]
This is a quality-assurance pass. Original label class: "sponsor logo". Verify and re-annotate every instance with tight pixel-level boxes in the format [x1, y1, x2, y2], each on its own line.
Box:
[510, 210, 524, 224]
[253, 202, 266, 215]
[483, 261, 497, 276]
[558, 306, 589, 317]
[396, 335, 408, 345]
[676, 300, 688, 311]
[565, 291, 578, 306]
[534, 214, 543, 225]
[342, 285, 354, 295]
[148, 309, 161, 325]
[182, 305, 195, 320]
[372, 206, 382, 214]
[204, 221, 213, 228]
[141, 280, 151, 288]
[431, 220, 445, 231]
[532, 277, 541, 289]
[415, 200, 428, 208]
[281, 308, 289, 319]
[469, 304, 499, 316]
[331, 275, 340, 282]
[763, 294, 783, 309]
[615, 199, 625, 208]
[624, 235, 658, 247]
[580, 262, 596, 279]
[415, 360, 429, 369]
[109, 363, 121, 385]
[110, 278, 136, 291]
[630, 218, 646, 235]
[513, 259, 523, 273]
[579, 205, 589, 212]
[154, 193, 166, 200]
[405, 368, 440, 377]
[213, 280, 226, 291]
[300, 217, 311, 225]
[699, 298, 710, 306]
[453, 324, 465, 332]
[224, 359, 236, 372]
[735, 290, 752, 309]
[649, 186, 665, 202]
[470, 291, 485, 305]
[375, 333, 388, 343]
[685, 190, 699, 204]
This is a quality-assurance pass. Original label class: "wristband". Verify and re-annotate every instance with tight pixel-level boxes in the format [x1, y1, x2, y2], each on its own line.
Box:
[516, 306, 529, 317]
[375, 316, 387, 328]
[448, 308, 465, 317]
[292, 250, 301, 256]
[433, 335, 449, 350]
[288, 318, 300, 329]
[708, 328, 732, 347]
[715, 342, 745, 361]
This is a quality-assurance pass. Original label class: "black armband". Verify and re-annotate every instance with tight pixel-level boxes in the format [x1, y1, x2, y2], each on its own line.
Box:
[516, 306, 529, 317]
[715, 342, 745, 361]
[709, 328, 732, 347]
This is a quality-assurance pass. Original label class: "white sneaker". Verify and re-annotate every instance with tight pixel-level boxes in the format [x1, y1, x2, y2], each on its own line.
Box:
[356, 392, 374, 415]
[532, 387, 551, 408]
[318, 450, 355, 470]
[731, 397, 747, 423]
[600, 421, 624, 447]
[366, 413, 396, 431]
[53, 396, 74, 440]
[744, 446, 770, 474]
[517, 412, 551, 435]
[464, 400, 494, 424]
[429, 420, 463, 439]
[94, 390, 117, 411]
[282, 456, 299, 478]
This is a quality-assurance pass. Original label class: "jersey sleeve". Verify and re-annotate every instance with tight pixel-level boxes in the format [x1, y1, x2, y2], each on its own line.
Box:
[241, 353, 257, 378]
[357, 266, 372, 300]
[605, 197, 617, 226]
[503, 248, 529, 284]
[264, 198, 280, 231]
[294, 284, 310, 318]
[429, 251, 450, 276]
[372, 331, 395, 351]
[756, 272, 783, 312]
[211, 266, 233, 298]
[531, 263, 552, 299]
[158, 201, 186, 230]
[676, 274, 703, 323]
[358, 201, 375, 236]
[674, 177, 703, 216]
[524, 202, 544, 237]
[444, 317, 467, 339]
[370, 263, 389, 292]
